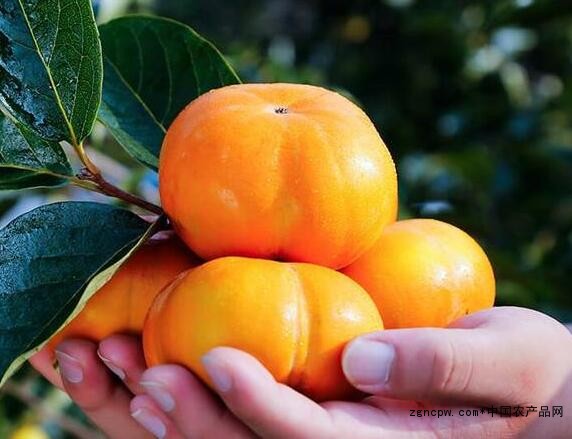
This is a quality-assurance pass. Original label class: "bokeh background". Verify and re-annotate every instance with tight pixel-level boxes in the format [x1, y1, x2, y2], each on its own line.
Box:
[1, 0, 571, 437]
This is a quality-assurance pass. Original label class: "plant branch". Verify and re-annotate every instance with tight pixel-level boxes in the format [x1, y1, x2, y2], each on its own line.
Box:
[69, 141, 163, 215]
[76, 169, 163, 215]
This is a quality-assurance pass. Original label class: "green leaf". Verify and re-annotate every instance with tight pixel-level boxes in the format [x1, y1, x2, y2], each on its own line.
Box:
[0, 0, 103, 145]
[98, 15, 241, 170]
[0, 111, 72, 190]
[0, 202, 151, 386]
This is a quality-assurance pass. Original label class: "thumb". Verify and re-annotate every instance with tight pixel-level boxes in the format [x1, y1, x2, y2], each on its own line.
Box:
[341, 307, 569, 405]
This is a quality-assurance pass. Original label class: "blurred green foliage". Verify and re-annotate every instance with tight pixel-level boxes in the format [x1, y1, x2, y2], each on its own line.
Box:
[1, 0, 571, 436]
[152, 0, 572, 317]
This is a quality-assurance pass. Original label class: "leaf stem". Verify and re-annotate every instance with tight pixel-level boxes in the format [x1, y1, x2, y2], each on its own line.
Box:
[75, 169, 163, 215]
[74, 141, 101, 175]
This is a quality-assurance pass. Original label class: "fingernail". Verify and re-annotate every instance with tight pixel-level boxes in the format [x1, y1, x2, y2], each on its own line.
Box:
[132, 408, 166, 438]
[342, 338, 395, 387]
[97, 350, 126, 380]
[141, 381, 175, 412]
[55, 351, 84, 384]
[201, 354, 232, 393]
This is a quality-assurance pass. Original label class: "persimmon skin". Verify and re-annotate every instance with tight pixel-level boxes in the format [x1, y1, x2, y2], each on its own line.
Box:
[159, 83, 397, 269]
[342, 219, 496, 329]
[143, 256, 383, 401]
[47, 236, 198, 352]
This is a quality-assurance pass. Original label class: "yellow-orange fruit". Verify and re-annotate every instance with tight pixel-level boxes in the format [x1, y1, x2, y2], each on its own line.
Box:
[10, 425, 49, 439]
[159, 83, 397, 269]
[342, 219, 495, 328]
[143, 256, 383, 401]
[47, 236, 198, 351]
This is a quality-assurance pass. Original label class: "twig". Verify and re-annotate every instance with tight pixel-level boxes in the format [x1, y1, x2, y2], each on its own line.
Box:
[76, 168, 163, 215]
[69, 140, 163, 215]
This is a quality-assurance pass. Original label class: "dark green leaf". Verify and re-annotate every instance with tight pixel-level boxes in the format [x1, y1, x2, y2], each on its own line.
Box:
[0, 112, 72, 190]
[0, 0, 103, 144]
[98, 15, 241, 170]
[0, 202, 150, 386]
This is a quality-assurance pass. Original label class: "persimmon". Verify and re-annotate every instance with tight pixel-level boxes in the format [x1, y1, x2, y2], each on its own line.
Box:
[143, 256, 383, 401]
[159, 83, 397, 269]
[342, 219, 495, 329]
[47, 235, 198, 351]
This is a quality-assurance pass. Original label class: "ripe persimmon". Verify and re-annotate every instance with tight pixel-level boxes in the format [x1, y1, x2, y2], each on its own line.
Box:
[159, 83, 397, 269]
[342, 219, 495, 329]
[47, 235, 198, 351]
[143, 256, 383, 401]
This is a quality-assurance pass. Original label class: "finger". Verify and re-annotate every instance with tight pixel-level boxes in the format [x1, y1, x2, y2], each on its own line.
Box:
[29, 348, 63, 389]
[55, 339, 152, 439]
[201, 347, 335, 439]
[342, 306, 572, 405]
[98, 334, 147, 394]
[131, 395, 184, 439]
[140, 364, 254, 438]
[323, 398, 523, 439]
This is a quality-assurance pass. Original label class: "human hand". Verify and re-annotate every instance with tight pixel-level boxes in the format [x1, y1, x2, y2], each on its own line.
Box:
[30, 306, 572, 438]
[130, 306, 572, 438]
[30, 335, 154, 439]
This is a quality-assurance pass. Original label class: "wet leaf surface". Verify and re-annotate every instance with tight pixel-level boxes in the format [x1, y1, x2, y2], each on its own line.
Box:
[0, 0, 102, 144]
[0, 112, 72, 190]
[98, 16, 240, 169]
[0, 202, 150, 385]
